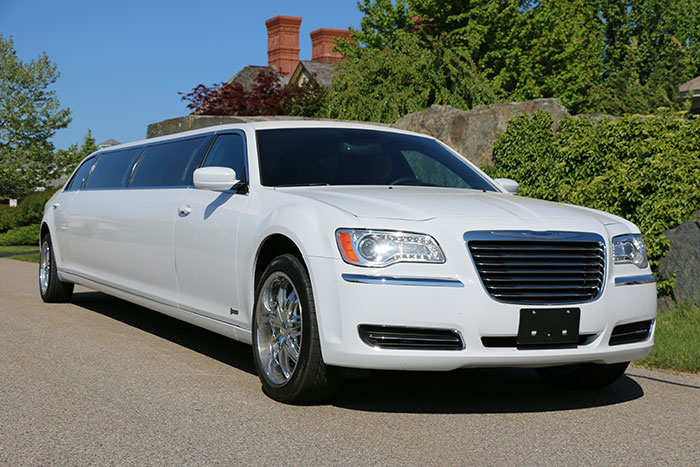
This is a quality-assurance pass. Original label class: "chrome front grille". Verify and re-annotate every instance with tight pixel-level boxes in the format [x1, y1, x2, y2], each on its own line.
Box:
[465, 231, 605, 305]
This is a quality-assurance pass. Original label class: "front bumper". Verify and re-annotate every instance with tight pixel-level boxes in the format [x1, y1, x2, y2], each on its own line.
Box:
[307, 256, 656, 371]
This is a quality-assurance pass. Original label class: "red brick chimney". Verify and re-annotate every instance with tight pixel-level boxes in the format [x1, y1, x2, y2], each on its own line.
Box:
[310, 28, 350, 63]
[265, 15, 302, 77]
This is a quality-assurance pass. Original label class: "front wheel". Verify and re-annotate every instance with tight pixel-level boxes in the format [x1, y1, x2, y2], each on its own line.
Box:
[39, 233, 74, 303]
[536, 361, 629, 389]
[252, 254, 339, 404]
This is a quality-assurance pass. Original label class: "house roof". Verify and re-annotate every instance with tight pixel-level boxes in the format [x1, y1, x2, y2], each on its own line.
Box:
[289, 60, 338, 87]
[679, 75, 700, 92]
[226, 65, 283, 90]
[98, 138, 120, 147]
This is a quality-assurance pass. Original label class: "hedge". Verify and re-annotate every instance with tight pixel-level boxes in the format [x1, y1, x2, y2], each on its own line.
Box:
[0, 224, 41, 246]
[484, 110, 700, 293]
[0, 188, 58, 234]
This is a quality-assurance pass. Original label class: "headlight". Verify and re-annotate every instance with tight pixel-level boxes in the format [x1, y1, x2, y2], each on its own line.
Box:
[612, 234, 648, 268]
[336, 229, 445, 267]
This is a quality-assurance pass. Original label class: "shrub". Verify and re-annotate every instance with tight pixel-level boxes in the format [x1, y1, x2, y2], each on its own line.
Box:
[0, 206, 17, 233]
[15, 188, 58, 227]
[485, 110, 700, 293]
[0, 224, 41, 246]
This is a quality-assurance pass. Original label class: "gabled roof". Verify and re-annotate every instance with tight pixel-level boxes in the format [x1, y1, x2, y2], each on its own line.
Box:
[98, 138, 120, 147]
[679, 75, 700, 92]
[226, 65, 284, 90]
[289, 60, 337, 88]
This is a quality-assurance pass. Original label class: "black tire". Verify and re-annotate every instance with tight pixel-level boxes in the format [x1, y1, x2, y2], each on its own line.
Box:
[252, 254, 340, 404]
[536, 361, 629, 389]
[39, 233, 74, 303]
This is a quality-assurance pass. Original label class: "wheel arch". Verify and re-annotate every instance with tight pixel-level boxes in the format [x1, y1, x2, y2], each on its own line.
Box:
[40, 222, 51, 242]
[254, 233, 306, 290]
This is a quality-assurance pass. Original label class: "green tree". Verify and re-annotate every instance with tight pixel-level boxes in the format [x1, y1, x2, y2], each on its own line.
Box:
[0, 35, 71, 199]
[595, 0, 700, 114]
[323, 0, 496, 123]
[53, 129, 98, 177]
[331, 0, 700, 119]
[409, 0, 605, 114]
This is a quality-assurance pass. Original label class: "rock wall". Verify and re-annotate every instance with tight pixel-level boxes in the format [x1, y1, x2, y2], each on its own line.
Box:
[146, 115, 314, 139]
[146, 115, 389, 139]
[658, 209, 700, 308]
[392, 98, 570, 166]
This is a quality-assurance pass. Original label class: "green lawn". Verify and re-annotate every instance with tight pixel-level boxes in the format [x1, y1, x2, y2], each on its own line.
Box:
[7, 253, 41, 263]
[0, 245, 38, 255]
[635, 303, 700, 373]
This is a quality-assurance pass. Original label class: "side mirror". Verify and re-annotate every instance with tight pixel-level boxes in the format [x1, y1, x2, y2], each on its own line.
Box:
[194, 167, 239, 192]
[494, 178, 519, 195]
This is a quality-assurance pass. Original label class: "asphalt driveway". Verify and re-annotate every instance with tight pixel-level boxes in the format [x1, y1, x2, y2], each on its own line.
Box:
[1, 258, 698, 465]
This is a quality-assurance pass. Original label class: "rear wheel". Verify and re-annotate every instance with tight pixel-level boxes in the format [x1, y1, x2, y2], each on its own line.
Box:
[252, 254, 339, 403]
[536, 362, 629, 389]
[39, 233, 74, 303]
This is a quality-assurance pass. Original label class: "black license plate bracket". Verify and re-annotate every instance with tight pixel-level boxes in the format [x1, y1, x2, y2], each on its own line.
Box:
[517, 308, 580, 347]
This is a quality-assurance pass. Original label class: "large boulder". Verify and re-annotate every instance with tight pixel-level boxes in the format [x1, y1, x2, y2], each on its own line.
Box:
[658, 209, 700, 308]
[392, 98, 570, 166]
[147, 115, 315, 139]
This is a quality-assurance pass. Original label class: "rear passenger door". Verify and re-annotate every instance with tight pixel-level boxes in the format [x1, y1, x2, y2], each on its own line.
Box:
[66, 136, 212, 307]
[54, 154, 97, 270]
[174, 132, 250, 327]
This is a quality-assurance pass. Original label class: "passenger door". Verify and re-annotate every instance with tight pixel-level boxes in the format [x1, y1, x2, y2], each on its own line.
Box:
[174, 132, 250, 327]
[66, 136, 212, 307]
[53, 155, 97, 270]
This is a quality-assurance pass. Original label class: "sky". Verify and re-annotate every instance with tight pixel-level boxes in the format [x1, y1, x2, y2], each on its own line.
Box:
[0, 0, 364, 150]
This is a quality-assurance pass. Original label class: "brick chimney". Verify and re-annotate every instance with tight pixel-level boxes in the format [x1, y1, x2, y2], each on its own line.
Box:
[310, 28, 350, 63]
[265, 15, 302, 78]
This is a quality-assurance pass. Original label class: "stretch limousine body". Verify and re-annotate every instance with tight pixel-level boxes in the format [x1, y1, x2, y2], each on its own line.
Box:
[40, 121, 656, 402]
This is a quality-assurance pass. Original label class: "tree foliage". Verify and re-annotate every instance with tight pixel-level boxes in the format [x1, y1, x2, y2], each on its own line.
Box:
[53, 129, 98, 177]
[180, 69, 326, 118]
[0, 35, 71, 199]
[324, 29, 496, 122]
[594, 0, 700, 115]
[484, 110, 700, 292]
[322, 0, 497, 123]
[328, 0, 700, 120]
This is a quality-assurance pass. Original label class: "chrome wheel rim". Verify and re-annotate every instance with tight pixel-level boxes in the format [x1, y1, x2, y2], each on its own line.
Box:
[256, 272, 302, 385]
[39, 241, 50, 295]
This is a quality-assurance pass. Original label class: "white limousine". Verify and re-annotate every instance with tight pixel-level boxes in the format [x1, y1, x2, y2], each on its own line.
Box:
[40, 121, 656, 402]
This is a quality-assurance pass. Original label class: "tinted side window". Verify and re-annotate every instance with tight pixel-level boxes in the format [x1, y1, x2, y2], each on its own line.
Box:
[202, 133, 247, 182]
[65, 156, 97, 191]
[85, 147, 144, 189]
[129, 136, 210, 188]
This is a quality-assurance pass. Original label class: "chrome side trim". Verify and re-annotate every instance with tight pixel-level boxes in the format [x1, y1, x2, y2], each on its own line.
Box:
[614, 274, 656, 286]
[342, 274, 464, 287]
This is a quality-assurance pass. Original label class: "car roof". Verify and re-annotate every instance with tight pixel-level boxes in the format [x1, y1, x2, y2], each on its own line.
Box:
[98, 120, 435, 154]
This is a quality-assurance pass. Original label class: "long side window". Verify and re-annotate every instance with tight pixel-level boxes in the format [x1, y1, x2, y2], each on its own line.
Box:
[129, 136, 211, 188]
[84, 147, 144, 189]
[202, 133, 247, 182]
[65, 156, 97, 191]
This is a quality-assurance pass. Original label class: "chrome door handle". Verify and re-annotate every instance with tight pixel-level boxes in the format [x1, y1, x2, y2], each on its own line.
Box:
[178, 205, 192, 216]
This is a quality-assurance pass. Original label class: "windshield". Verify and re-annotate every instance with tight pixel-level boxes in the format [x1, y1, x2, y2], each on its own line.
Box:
[256, 128, 497, 191]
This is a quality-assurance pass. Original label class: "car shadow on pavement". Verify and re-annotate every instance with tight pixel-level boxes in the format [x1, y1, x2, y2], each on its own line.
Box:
[332, 368, 644, 414]
[71, 291, 257, 376]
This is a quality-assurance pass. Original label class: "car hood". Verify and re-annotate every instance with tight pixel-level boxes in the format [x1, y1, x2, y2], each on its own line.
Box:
[279, 186, 626, 225]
